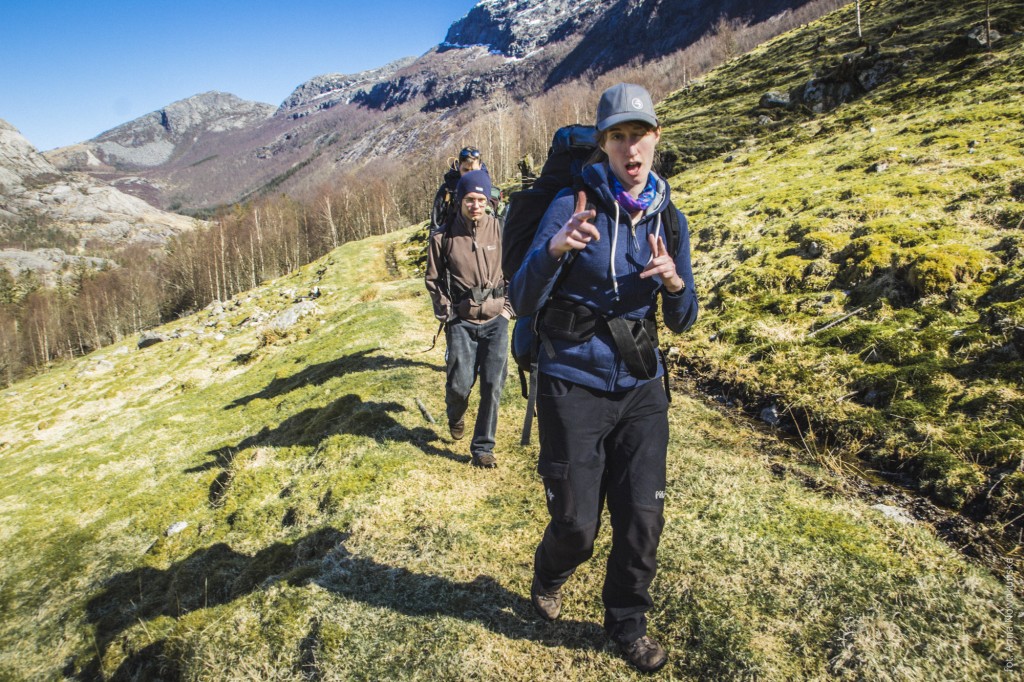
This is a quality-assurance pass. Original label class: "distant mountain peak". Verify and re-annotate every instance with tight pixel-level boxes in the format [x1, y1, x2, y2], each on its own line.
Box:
[84, 92, 276, 169]
[443, 0, 603, 58]
[277, 58, 417, 118]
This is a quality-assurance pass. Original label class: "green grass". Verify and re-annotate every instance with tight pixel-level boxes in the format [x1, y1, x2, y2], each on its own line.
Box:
[3, 1, 1024, 677]
[0, 225, 1020, 679]
[657, 0, 1024, 524]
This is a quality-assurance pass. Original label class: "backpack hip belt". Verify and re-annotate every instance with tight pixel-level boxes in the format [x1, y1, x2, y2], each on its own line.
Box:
[537, 298, 661, 380]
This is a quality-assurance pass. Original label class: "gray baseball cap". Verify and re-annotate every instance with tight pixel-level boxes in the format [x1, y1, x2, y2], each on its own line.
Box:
[595, 83, 658, 132]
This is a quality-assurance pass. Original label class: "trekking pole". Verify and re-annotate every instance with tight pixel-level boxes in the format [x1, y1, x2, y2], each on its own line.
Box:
[419, 319, 446, 354]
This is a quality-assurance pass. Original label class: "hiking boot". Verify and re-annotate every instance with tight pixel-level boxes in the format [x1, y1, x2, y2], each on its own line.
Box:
[530, 575, 562, 621]
[621, 635, 667, 673]
[472, 452, 497, 468]
[448, 419, 465, 440]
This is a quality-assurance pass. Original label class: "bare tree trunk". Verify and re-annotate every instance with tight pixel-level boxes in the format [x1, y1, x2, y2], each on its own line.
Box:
[248, 230, 257, 290]
[856, 0, 862, 41]
[254, 207, 266, 282]
[321, 195, 339, 249]
[87, 300, 102, 349]
[218, 222, 227, 302]
[986, 0, 992, 51]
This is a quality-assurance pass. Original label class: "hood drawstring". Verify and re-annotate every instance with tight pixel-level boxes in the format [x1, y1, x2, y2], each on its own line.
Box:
[611, 204, 664, 301]
[610, 201, 620, 301]
[650, 212, 662, 264]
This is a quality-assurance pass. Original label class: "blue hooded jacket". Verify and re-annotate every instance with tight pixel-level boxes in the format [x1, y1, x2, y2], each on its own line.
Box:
[509, 162, 698, 392]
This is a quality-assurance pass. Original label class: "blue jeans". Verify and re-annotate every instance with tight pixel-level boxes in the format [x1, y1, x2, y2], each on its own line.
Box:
[445, 315, 509, 456]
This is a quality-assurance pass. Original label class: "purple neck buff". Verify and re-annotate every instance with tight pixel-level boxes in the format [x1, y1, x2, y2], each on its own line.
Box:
[611, 173, 657, 213]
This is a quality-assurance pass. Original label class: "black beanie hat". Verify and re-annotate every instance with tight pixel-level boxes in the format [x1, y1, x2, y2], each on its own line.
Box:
[455, 169, 492, 206]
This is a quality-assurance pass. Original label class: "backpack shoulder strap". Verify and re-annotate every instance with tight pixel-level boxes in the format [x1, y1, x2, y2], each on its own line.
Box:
[661, 201, 681, 258]
[519, 188, 590, 446]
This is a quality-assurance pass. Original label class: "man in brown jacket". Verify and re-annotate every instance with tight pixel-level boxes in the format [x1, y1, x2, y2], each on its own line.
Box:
[425, 169, 511, 468]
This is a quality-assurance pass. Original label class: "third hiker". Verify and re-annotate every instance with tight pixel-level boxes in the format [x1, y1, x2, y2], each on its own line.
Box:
[430, 146, 502, 233]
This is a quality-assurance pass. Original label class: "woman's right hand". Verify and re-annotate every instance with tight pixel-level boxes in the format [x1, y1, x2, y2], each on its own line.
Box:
[547, 209, 599, 259]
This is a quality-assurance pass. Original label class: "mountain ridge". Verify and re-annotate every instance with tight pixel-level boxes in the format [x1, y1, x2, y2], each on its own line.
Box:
[40, 0, 834, 212]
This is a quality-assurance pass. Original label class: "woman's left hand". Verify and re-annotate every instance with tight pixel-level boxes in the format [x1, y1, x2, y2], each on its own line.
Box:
[640, 235, 684, 293]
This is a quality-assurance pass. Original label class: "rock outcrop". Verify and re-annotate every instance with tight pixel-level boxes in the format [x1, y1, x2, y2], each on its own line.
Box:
[277, 58, 417, 119]
[0, 247, 112, 279]
[0, 118, 196, 245]
[443, 0, 604, 58]
[785, 45, 912, 113]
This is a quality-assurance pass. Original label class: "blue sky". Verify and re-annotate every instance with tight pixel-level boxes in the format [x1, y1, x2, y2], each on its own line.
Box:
[1, 0, 479, 151]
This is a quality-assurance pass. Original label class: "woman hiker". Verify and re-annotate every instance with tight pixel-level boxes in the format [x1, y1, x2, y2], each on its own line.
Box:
[508, 83, 698, 673]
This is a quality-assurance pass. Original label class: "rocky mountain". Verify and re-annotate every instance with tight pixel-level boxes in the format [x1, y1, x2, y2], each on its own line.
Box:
[442, 0, 606, 57]
[48, 92, 275, 171]
[44, 0, 831, 211]
[0, 118, 196, 276]
[277, 58, 418, 119]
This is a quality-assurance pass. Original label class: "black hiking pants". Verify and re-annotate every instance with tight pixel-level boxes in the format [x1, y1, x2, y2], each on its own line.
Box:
[532, 373, 668, 645]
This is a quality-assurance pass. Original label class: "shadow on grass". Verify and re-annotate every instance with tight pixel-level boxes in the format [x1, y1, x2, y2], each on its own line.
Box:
[226, 349, 439, 409]
[80, 527, 602, 680]
[191, 393, 469, 503]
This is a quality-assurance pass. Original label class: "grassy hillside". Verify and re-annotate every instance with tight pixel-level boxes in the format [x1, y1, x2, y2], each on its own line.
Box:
[0, 225, 1020, 680]
[658, 0, 1024, 529]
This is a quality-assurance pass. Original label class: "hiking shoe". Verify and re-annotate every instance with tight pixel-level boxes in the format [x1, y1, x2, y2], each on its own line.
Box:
[530, 575, 562, 621]
[621, 635, 667, 673]
[472, 452, 497, 468]
[448, 419, 465, 440]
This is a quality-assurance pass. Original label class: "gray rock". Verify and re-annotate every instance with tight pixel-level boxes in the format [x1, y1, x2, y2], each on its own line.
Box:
[0, 247, 114, 281]
[78, 359, 115, 376]
[759, 91, 790, 108]
[444, 0, 603, 59]
[857, 59, 901, 91]
[277, 60, 416, 117]
[871, 504, 914, 525]
[1, 119, 198, 247]
[88, 93, 275, 167]
[760, 405, 782, 427]
[964, 25, 1002, 50]
[794, 79, 856, 113]
[165, 521, 189, 536]
[271, 301, 320, 331]
[137, 331, 166, 349]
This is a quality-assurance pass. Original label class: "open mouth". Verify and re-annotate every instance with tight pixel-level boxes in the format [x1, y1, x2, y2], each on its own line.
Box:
[625, 161, 642, 176]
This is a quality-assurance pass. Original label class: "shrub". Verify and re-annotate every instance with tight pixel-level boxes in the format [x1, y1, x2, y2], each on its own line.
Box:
[801, 230, 850, 258]
[906, 243, 993, 296]
[856, 216, 933, 247]
[836, 234, 902, 286]
[915, 446, 985, 510]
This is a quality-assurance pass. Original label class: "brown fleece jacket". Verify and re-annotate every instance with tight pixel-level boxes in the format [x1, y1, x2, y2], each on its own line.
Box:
[424, 212, 512, 323]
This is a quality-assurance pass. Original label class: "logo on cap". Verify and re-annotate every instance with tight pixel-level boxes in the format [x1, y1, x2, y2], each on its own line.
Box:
[631, 97, 643, 110]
